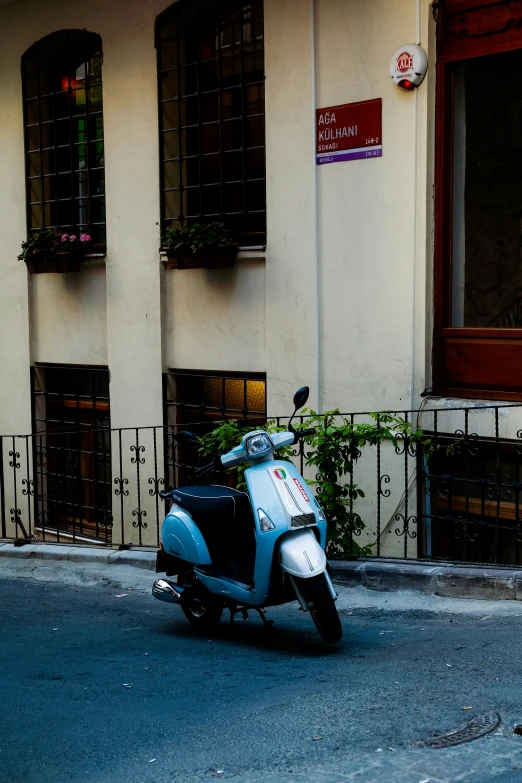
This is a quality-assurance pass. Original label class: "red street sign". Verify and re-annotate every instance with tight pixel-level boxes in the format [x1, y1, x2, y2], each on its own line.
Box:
[316, 98, 382, 165]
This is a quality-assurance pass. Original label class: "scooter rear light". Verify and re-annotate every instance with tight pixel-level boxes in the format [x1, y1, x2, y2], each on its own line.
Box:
[258, 508, 275, 532]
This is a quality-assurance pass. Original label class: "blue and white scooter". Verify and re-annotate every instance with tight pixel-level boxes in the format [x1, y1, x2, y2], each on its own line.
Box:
[153, 387, 342, 643]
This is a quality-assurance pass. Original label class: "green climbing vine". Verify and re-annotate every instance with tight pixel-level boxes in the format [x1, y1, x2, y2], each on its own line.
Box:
[197, 410, 433, 557]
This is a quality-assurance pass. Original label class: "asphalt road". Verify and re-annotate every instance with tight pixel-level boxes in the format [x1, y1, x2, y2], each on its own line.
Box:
[2, 560, 522, 783]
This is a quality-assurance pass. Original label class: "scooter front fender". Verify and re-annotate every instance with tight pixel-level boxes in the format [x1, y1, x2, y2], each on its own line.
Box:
[279, 528, 326, 578]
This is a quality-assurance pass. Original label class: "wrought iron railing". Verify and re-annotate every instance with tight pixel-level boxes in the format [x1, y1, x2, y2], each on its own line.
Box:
[3, 401, 522, 567]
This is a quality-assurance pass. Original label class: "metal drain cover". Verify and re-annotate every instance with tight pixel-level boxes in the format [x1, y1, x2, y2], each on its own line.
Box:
[416, 711, 501, 749]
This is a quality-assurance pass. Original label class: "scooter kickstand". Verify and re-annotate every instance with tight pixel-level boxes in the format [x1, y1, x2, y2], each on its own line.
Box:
[256, 608, 274, 629]
[230, 607, 249, 624]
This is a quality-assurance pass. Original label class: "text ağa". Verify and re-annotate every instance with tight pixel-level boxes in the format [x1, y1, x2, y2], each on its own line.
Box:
[317, 111, 358, 143]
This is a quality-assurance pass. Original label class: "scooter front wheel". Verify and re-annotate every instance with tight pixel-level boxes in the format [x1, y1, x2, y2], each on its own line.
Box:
[179, 567, 224, 630]
[296, 573, 342, 644]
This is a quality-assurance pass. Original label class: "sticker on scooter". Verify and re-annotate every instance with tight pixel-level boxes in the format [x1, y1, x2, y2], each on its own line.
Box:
[284, 481, 303, 510]
[273, 468, 287, 480]
[293, 477, 310, 502]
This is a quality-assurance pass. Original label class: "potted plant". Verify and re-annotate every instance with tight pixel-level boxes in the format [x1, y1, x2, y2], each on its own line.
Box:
[18, 229, 92, 274]
[163, 222, 238, 270]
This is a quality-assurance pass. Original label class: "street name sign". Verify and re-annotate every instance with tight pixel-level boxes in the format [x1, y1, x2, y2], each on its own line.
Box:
[316, 98, 382, 165]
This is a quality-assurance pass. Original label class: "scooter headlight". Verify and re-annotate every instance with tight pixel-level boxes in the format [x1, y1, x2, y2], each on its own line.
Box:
[245, 432, 273, 457]
[258, 509, 276, 533]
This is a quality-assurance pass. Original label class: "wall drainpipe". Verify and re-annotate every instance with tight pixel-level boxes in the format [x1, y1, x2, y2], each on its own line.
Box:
[410, 0, 422, 411]
[310, 0, 321, 413]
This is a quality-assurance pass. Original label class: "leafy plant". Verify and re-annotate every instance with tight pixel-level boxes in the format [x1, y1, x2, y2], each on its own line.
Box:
[198, 410, 434, 558]
[301, 410, 431, 557]
[163, 222, 235, 256]
[198, 419, 250, 491]
[18, 229, 92, 262]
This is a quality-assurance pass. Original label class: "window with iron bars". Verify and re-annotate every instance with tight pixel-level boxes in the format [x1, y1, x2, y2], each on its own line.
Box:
[164, 369, 266, 486]
[156, 0, 266, 247]
[420, 435, 522, 567]
[21, 30, 106, 248]
[32, 365, 112, 543]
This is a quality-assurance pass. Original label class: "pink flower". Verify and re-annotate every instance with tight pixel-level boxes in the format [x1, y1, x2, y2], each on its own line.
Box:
[61, 234, 69, 242]
[80, 234, 91, 242]
[69, 235, 77, 242]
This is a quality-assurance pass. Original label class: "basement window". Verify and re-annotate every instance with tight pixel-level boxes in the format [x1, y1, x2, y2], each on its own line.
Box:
[32, 365, 112, 543]
[164, 368, 266, 485]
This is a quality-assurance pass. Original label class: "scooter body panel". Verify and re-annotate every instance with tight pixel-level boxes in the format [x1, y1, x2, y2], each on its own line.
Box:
[161, 505, 212, 565]
[160, 461, 328, 607]
[243, 459, 327, 604]
[193, 570, 256, 604]
[246, 458, 328, 550]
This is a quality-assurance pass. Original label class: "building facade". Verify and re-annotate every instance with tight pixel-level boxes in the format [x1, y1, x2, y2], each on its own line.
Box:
[1, 0, 520, 559]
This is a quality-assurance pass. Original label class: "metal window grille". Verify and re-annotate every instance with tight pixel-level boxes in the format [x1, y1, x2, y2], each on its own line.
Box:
[156, 0, 266, 247]
[164, 369, 266, 424]
[22, 30, 106, 247]
[31, 365, 112, 543]
[420, 432, 522, 565]
[164, 369, 266, 488]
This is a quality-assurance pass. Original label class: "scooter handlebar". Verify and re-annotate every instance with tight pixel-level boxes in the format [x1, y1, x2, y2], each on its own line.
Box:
[194, 455, 222, 477]
[296, 427, 316, 438]
[159, 489, 177, 500]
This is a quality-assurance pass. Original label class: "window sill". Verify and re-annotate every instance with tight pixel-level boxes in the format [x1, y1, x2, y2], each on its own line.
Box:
[160, 248, 266, 264]
[81, 253, 106, 266]
[237, 247, 266, 262]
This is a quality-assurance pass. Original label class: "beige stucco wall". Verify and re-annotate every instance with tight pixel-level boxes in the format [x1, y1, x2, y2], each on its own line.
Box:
[0, 0, 435, 421]
[163, 257, 266, 372]
[0, 5, 32, 439]
[0, 0, 437, 547]
[315, 0, 432, 412]
[263, 0, 435, 415]
[0, 0, 271, 430]
[264, 0, 319, 413]
[30, 264, 108, 366]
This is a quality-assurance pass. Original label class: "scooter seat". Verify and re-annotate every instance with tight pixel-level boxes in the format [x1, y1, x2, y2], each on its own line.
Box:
[171, 485, 251, 523]
[171, 485, 256, 585]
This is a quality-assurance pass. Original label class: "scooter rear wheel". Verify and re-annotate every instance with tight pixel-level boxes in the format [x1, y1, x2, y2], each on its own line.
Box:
[297, 573, 342, 644]
[178, 567, 224, 630]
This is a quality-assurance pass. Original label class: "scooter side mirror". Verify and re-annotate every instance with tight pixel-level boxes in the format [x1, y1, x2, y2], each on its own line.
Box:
[173, 430, 199, 447]
[293, 386, 309, 412]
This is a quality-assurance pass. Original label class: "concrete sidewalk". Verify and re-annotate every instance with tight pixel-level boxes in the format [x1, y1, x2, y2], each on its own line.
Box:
[0, 541, 157, 570]
[2, 540, 522, 600]
[331, 558, 522, 600]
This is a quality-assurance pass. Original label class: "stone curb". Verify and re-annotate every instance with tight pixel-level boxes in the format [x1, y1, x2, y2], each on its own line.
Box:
[1, 542, 521, 599]
[0, 542, 157, 571]
[329, 558, 522, 600]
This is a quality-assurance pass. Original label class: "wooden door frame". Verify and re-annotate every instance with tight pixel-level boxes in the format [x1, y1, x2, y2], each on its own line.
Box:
[433, 0, 522, 399]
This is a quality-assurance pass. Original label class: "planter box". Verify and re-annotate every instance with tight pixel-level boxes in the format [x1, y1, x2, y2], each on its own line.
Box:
[25, 251, 83, 274]
[166, 244, 238, 270]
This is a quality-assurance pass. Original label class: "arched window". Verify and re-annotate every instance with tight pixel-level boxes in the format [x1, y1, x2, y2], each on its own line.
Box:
[156, 0, 266, 247]
[22, 30, 106, 248]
